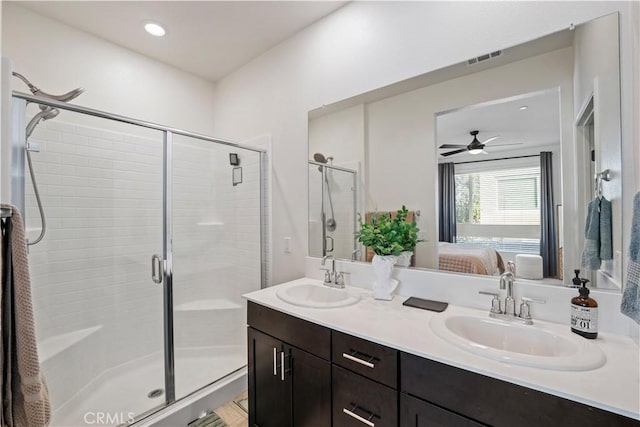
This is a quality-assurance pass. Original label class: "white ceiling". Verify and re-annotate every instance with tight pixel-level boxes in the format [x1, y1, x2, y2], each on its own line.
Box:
[18, 1, 346, 82]
[436, 89, 561, 158]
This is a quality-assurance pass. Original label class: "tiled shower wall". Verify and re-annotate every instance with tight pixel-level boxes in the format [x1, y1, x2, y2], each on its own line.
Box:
[24, 112, 261, 405]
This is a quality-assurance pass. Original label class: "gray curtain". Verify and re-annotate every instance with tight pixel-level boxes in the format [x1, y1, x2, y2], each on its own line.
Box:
[438, 162, 456, 243]
[540, 152, 558, 277]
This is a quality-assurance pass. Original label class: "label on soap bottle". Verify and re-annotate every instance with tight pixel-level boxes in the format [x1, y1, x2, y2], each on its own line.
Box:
[571, 305, 598, 333]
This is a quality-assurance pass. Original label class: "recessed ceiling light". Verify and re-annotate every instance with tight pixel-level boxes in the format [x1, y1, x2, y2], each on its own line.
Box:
[144, 22, 166, 37]
[519, 105, 528, 110]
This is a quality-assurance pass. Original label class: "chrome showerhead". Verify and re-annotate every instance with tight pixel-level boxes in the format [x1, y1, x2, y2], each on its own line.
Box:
[313, 152, 327, 163]
[26, 107, 60, 138]
[13, 71, 84, 102]
[313, 153, 334, 164]
[313, 153, 334, 172]
[34, 87, 84, 103]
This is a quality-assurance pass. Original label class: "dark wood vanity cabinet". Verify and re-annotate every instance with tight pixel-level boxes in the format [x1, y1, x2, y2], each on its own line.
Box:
[248, 302, 639, 427]
[248, 302, 331, 427]
[401, 352, 639, 427]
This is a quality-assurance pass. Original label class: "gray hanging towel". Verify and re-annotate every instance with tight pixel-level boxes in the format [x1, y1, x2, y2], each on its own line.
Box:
[621, 192, 640, 324]
[599, 196, 613, 261]
[581, 198, 602, 270]
[1, 204, 51, 427]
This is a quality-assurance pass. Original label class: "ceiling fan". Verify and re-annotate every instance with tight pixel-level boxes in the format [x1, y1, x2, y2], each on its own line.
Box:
[439, 130, 522, 157]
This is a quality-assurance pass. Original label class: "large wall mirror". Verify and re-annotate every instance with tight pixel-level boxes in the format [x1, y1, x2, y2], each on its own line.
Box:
[308, 12, 622, 291]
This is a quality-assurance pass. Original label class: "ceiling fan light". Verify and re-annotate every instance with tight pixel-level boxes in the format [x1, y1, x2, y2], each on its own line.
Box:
[468, 148, 483, 155]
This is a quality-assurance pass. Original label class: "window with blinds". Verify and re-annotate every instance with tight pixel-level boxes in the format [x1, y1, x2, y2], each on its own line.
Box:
[454, 163, 541, 254]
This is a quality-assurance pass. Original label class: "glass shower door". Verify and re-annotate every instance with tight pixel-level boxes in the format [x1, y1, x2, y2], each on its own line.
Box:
[18, 102, 167, 425]
[171, 134, 263, 400]
[324, 166, 357, 260]
[308, 162, 357, 260]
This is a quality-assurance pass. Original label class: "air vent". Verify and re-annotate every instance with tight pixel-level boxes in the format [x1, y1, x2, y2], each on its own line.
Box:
[467, 50, 503, 66]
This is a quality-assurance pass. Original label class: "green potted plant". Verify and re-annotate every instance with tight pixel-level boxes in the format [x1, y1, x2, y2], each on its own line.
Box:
[356, 205, 420, 299]
[395, 206, 420, 267]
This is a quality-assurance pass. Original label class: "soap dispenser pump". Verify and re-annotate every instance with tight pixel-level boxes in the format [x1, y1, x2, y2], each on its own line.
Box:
[570, 279, 598, 339]
[572, 269, 582, 288]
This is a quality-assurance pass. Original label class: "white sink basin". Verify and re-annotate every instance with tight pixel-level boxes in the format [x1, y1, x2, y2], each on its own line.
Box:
[430, 314, 606, 371]
[276, 283, 361, 308]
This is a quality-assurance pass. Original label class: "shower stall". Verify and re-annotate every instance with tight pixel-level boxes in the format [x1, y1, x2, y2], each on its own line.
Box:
[308, 159, 357, 260]
[9, 91, 265, 426]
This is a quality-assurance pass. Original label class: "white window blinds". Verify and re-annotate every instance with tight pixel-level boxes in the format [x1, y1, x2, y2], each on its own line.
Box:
[454, 161, 540, 254]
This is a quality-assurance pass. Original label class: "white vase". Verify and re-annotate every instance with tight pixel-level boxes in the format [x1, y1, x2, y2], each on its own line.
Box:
[372, 254, 398, 300]
[396, 251, 413, 267]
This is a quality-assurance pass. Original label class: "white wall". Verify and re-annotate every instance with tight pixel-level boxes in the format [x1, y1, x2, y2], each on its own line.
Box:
[2, 3, 216, 135]
[210, 1, 636, 287]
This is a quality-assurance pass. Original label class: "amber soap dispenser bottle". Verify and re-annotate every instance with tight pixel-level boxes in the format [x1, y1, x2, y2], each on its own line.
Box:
[570, 279, 598, 339]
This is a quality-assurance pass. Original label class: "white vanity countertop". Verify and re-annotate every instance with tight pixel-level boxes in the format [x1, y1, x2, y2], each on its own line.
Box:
[244, 278, 640, 420]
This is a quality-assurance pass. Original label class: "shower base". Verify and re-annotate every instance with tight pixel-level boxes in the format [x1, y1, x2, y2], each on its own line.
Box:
[50, 345, 245, 427]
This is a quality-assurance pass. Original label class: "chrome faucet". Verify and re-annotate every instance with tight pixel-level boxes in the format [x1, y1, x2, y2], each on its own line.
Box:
[321, 255, 345, 288]
[500, 270, 516, 316]
[479, 261, 545, 325]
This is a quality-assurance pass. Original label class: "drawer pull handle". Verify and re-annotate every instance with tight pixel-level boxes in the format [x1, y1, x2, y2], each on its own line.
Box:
[342, 352, 375, 368]
[343, 408, 375, 427]
[273, 347, 278, 376]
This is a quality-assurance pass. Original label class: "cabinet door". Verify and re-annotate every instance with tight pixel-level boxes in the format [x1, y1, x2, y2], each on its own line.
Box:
[286, 345, 332, 427]
[400, 393, 485, 427]
[248, 328, 291, 427]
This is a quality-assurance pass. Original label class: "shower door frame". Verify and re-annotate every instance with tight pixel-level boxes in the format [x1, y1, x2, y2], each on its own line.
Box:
[11, 91, 267, 414]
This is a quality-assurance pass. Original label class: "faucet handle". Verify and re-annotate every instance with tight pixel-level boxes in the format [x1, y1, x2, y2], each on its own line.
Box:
[519, 297, 545, 320]
[320, 268, 332, 283]
[479, 291, 502, 314]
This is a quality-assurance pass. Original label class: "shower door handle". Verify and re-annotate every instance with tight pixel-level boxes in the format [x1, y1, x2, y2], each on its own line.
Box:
[151, 254, 163, 284]
[325, 236, 334, 253]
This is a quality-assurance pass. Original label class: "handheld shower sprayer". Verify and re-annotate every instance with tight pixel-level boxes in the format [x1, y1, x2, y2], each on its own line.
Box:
[13, 71, 84, 247]
[26, 107, 59, 138]
[313, 152, 337, 232]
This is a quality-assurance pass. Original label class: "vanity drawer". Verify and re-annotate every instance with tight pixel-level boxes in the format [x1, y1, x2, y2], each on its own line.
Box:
[401, 352, 639, 427]
[333, 365, 397, 427]
[400, 393, 486, 427]
[332, 330, 398, 388]
[247, 301, 331, 360]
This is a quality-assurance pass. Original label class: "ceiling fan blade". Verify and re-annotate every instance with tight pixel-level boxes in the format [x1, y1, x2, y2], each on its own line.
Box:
[482, 136, 501, 144]
[439, 144, 467, 149]
[441, 148, 469, 157]
[488, 142, 524, 147]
